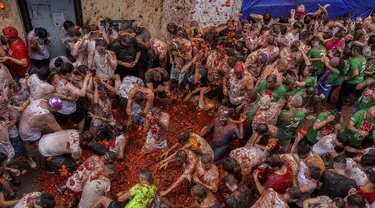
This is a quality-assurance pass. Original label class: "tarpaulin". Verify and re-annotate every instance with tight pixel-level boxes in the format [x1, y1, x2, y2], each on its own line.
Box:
[241, 0, 375, 20]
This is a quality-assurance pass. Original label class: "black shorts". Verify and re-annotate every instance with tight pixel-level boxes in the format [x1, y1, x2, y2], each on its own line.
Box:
[54, 105, 85, 126]
[108, 201, 121, 208]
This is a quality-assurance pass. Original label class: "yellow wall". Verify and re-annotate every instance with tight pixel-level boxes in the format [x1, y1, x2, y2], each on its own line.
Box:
[0, 0, 26, 39]
[81, 0, 164, 38]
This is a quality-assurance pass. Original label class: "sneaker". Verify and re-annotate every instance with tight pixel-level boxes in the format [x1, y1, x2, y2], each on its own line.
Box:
[27, 158, 37, 169]
[56, 185, 66, 194]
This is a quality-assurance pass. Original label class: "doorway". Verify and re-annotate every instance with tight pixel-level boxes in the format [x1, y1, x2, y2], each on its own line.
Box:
[18, 0, 83, 58]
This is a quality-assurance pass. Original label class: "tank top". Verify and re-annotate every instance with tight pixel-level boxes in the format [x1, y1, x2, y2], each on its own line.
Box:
[19, 99, 50, 142]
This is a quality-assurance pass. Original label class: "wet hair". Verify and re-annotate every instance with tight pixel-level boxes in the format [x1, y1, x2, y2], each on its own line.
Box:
[54, 57, 64, 68]
[235, 41, 244, 51]
[95, 39, 107, 48]
[311, 36, 321, 44]
[360, 153, 375, 167]
[266, 155, 283, 169]
[304, 14, 314, 25]
[59, 62, 74, 75]
[293, 21, 303, 30]
[103, 18, 112, 25]
[306, 87, 317, 96]
[369, 171, 375, 184]
[133, 91, 145, 104]
[280, 25, 287, 35]
[352, 45, 364, 56]
[334, 155, 347, 169]
[37, 193, 56, 208]
[105, 151, 117, 162]
[287, 187, 302, 200]
[337, 133, 349, 146]
[63, 21, 74, 30]
[246, 90, 258, 102]
[98, 84, 109, 94]
[256, 123, 269, 135]
[177, 131, 190, 144]
[150, 107, 161, 116]
[284, 77, 296, 87]
[227, 56, 237, 68]
[322, 32, 333, 40]
[279, 16, 289, 24]
[354, 23, 363, 32]
[263, 12, 272, 24]
[201, 154, 212, 164]
[333, 198, 346, 208]
[347, 194, 366, 208]
[140, 169, 153, 183]
[344, 12, 352, 19]
[225, 173, 238, 186]
[77, 65, 89, 74]
[369, 35, 375, 45]
[297, 141, 310, 156]
[353, 30, 364, 41]
[191, 185, 208, 199]
[167, 23, 178, 35]
[73, 30, 81, 37]
[35, 27, 48, 39]
[105, 164, 117, 177]
[309, 166, 322, 180]
[0, 152, 7, 165]
[147, 48, 156, 59]
[36, 67, 51, 81]
[300, 30, 312, 41]
[223, 158, 238, 173]
[334, 31, 343, 39]
[176, 150, 187, 160]
[266, 74, 277, 83]
[8, 81, 21, 92]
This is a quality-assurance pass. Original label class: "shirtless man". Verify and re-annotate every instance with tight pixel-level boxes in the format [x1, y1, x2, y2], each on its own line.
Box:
[19, 96, 62, 168]
[159, 149, 198, 196]
[223, 62, 254, 106]
[201, 106, 244, 161]
[38, 129, 82, 171]
[160, 131, 214, 164]
[142, 107, 170, 155]
[192, 154, 219, 193]
[183, 87, 216, 116]
[126, 87, 154, 125]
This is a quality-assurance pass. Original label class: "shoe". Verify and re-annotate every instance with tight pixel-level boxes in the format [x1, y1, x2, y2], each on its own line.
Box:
[27, 158, 37, 169]
[56, 185, 66, 194]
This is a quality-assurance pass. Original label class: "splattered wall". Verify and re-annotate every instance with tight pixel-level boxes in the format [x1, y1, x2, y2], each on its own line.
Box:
[81, 0, 164, 39]
[0, 0, 26, 39]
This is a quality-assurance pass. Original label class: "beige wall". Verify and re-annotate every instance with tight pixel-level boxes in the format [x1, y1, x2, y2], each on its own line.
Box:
[81, 0, 164, 38]
[0, 0, 26, 39]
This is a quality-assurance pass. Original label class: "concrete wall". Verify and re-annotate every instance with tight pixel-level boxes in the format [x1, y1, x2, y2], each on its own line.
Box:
[0, 0, 26, 39]
[81, 0, 164, 39]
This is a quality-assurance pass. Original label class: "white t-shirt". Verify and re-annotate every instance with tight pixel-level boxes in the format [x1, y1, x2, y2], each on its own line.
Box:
[345, 158, 369, 186]
[115, 76, 145, 99]
[109, 135, 126, 154]
[312, 133, 336, 157]
[14, 192, 41, 208]
[92, 51, 116, 81]
[27, 30, 50, 60]
[27, 74, 55, 101]
[78, 175, 111, 208]
[38, 130, 81, 157]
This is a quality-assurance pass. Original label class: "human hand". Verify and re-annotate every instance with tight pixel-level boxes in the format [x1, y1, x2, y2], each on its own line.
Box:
[359, 130, 369, 137]
[9, 168, 20, 176]
[157, 85, 165, 92]
[348, 188, 357, 195]
[327, 115, 335, 122]
[0, 56, 9, 62]
[366, 78, 375, 85]
[290, 9, 295, 15]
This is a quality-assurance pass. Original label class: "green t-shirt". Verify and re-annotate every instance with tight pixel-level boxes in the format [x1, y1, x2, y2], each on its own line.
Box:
[344, 110, 375, 147]
[246, 102, 260, 121]
[277, 110, 306, 140]
[306, 112, 331, 144]
[308, 46, 326, 75]
[303, 76, 317, 88]
[256, 79, 286, 102]
[125, 184, 157, 208]
[359, 84, 375, 110]
[347, 57, 366, 84]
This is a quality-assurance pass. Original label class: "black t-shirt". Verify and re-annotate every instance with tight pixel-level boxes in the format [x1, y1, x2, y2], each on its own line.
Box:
[317, 171, 357, 198]
[111, 40, 141, 63]
[225, 186, 253, 208]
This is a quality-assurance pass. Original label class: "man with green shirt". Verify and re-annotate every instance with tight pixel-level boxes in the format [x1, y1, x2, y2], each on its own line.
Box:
[337, 45, 366, 111]
[306, 111, 341, 144]
[95, 169, 157, 208]
[296, 65, 317, 91]
[344, 107, 375, 147]
[244, 90, 260, 122]
[256, 74, 286, 102]
[284, 77, 297, 101]
[353, 77, 375, 113]
[307, 36, 327, 76]
[277, 94, 306, 149]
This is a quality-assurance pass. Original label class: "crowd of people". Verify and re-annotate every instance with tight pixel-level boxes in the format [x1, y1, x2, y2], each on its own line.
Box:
[0, 2, 374, 208]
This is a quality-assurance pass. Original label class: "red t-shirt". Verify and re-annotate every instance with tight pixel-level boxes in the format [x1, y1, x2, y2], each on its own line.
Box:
[5, 38, 32, 76]
[356, 186, 375, 204]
